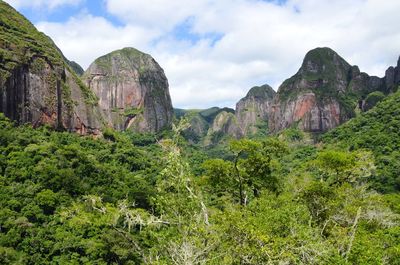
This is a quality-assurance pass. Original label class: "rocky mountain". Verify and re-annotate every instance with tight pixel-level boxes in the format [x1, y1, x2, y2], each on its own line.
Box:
[83, 48, 173, 133]
[1, 1, 398, 139]
[176, 85, 276, 145]
[235, 84, 275, 136]
[269, 47, 399, 133]
[203, 110, 239, 145]
[0, 2, 174, 134]
[67, 60, 84, 76]
[383, 56, 400, 93]
[178, 49, 399, 143]
[0, 1, 103, 135]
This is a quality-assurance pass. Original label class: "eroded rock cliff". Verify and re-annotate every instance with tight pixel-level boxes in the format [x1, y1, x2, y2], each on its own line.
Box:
[0, 2, 175, 135]
[204, 110, 240, 145]
[235, 84, 275, 136]
[269, 47, 399, 133]
[83, 48, 173, 133]
[0, 2, 102, 134]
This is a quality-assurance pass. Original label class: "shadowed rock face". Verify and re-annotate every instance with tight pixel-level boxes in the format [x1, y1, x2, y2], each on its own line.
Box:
[0, 2, 102, 135]
[384, 56, 400, 93]
[1, 59, 103, 135]
[235, 84, 276, 136]
[1, 3, 173, 135]
[83, 48, 173, 133]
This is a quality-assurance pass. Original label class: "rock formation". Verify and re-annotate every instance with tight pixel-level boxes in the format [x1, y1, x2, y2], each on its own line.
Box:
[269, 47, 400, 133]
[176, 107, 237, 144]
[207, 111, 239, 139]
[0, 2, 102, 134]
[2, 2, 398, 139]
[383, 56, 400, 93]
[0, 2, 174, 135]
[83, 48, 173, 133]
[235, 84, 275, 136]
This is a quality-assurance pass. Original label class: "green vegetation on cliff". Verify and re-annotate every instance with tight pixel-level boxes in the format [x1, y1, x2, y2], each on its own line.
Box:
[0, 1, 64, 79]
[67, 60, 84, 76]
[278, 47, 351, 101]
[88, 47, 151, 75]
[245, 84, 276, 99]
[0, 1, 99, 111]
[323, 88, 400, 192]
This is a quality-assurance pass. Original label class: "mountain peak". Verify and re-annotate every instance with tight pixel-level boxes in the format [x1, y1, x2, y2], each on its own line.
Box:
[84, 47, 173, 132]
[300, 47, 351, 76]
[245, 84, 276, 99]
[110, 47, 149, 58]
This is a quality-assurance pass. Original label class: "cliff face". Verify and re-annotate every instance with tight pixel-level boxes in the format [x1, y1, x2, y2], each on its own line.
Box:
[176, 107, 237, 144]
[83, 48, 173, 133]
[0, 2, 102, 134]
[384, 56, 400, 93]
[269, 47, 399, 133]
[210, 111, 239, 136]
[235, 84, 275, 136]
[270, 48, 352, 133]
[204, 110, 240, 145]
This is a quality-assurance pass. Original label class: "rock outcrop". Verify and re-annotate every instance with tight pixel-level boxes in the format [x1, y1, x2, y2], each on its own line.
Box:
[83, 48, 173, 133]
[177, 107, 237, 144]
[235, 84, 275, 136]
[204, 110, 239, 145]
[383, 56, 400, 93]
[210, 111, 239, 136]
[269, 47, 400, 133]
[0, 2, 102, 134]
[270, 48, 353, 133]
[180, 84, 276, 144]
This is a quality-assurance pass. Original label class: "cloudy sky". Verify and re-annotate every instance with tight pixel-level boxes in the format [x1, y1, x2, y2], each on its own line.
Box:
[5, 0, 400, 109]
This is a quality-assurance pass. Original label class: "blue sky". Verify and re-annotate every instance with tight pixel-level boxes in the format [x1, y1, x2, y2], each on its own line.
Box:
[5, 0, 400, 109]
[14, 1, 124, 27]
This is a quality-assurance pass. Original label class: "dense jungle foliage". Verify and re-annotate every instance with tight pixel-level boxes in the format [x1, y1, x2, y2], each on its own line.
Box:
[1, 105, 399, 264]
[324, 89, 400, 193]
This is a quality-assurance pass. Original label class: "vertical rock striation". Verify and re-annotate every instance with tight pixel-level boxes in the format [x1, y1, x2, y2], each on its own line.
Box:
[235, 84, 276, 136]
[0, 2, 102, 134]
[83, 48, 173, 133]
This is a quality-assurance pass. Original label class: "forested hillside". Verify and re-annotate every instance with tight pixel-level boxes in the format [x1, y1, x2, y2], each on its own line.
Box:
[1, 1, 399, 264]
[324, 88, 400, 192]
[1, 114, 399, 264]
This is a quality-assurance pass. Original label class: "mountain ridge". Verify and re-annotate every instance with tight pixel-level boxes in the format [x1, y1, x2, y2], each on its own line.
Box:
[0, 2, 173, 134]
[177, 48, 399, 144]
[1, 1, 399, 140]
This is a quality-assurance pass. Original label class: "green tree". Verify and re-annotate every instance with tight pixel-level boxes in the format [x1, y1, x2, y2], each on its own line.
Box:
[203, 138, 288, 205]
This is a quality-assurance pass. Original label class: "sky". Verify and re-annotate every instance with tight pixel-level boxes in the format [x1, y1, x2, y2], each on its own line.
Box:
[4, 0, 400, 109]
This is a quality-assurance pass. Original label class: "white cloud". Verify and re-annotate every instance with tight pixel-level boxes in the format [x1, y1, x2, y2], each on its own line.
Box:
[5, 0, 82, 9]
[10, 0, 400, 108]
[36, 13, 160, 70]
[105, 0, 211, 31]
